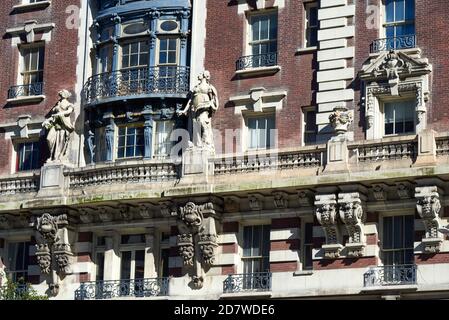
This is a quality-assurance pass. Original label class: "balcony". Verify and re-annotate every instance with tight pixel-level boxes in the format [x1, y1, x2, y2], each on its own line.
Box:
[82, 66, 190, 106]
[223, 272, 272, 294]
[370, 35, 416, 53]
[74, 278, 169, 300]
[363, 265, 417, 288]
[7, 83, 45, 104]
[235, 53, 280, 77]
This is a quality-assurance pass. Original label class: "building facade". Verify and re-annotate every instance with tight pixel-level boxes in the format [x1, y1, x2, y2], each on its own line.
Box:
[1, 0, 449, 300]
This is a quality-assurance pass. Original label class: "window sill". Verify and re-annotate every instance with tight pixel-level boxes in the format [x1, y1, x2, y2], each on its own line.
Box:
[220, 291, 272, 299]
[360, 284, 418, 293]
[293, 270, 313, 276]
[235, 65, 281, 78]
[295, 46, 317, 54]
[12, 1, 51, 13]
[7, 95, 45, 105]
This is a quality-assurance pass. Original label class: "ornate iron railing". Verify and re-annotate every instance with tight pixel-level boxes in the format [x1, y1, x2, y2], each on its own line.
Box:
[0, 174, 40, 195]
[353, 139, 417, 163]
[82, 66, 190, 105]
[214, 147, 324, 175]
[74, 278, 169, 300]
[223, 272, 272, 293]
[236, 52, 278, 71]
[363, 265, 417, 287]
[370, 35, 416, 53]
[8, 82, 44, 99]
[67, 161, 178, 188]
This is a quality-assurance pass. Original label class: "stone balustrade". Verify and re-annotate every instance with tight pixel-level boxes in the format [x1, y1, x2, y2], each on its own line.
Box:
[0, 171, 40, 195]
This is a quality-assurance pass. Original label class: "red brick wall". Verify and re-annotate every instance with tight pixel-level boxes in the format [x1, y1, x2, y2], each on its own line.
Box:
[0, 0, 81, 175]
[205, 1, 316, 152]
[313, 256, 378, 270]
[415, 252, 449, 265]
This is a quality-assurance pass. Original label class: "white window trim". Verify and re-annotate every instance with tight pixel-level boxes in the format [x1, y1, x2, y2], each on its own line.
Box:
[243, 111, 276, 152]
[156, 36, 180, 66]
[302, 106, 317, 146]
[303, 1, 318, 49]
[152, 120, 174, 158]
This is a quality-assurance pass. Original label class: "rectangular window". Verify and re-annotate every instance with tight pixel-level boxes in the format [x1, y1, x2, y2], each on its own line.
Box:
[382, 215, 414, 266]
[242, 225, 270, 274]
[159, 248, 170, 278]
[303, 108, 317, 145]
[304, 2, 318, 48]
[249, 12, 277, 68]
[247, 115, 275, 150]
[95, 252, 105, 281]
[157, 37, 179, 90]
[117, 126, 144, 159]
[20, 44, 45, 89]
[303, 222, 314, 270]
[384, 0, 415, 41]
[16, 141, 40, 172]
[98, 44, 113, 74]
[7, 241, 30, 283]
[154, 121, 174, 157]
[384, 100, 415, 136]
[121, 40, 149, 69]
[120, 250, 145, 281]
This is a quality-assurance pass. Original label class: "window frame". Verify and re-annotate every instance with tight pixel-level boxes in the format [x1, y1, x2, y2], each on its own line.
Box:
[6, 240, 30, 283]
[381, 99, 416, 137]
[245, 9, 278, 57]
[119, 234, 146, 281]
[302, 106, 317, 146]
[152, 120, 175, 158]
[382, 0, 415, 39]
[119, 38, 150, 71]
[303, 1, 318, 48]
[18, 42, 45, 87]
[116, 123, 145, 160]
[156, 36, 180, 67]
[241, 224, 271, 274]
[301, 220, 314, 271]
[244, 112, 276, 151]
[15, 140, 41, 172]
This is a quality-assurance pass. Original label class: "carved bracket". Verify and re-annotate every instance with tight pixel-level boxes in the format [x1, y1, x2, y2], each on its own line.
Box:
[315, 194, 343, 259]
[338, 192, 366, 257]
[415, 186, 443, 253]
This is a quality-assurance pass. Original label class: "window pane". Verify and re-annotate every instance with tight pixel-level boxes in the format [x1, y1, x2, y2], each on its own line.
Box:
[395, 0, 405, 21]
[385, 0, 395, 23]
[404, 215, 414, 248]
[243, 226, 253, 257]
[120, 251, 132, 280]
[252, 16, 260, 41]
[269, 15, 277, 40]
[383, 216, 393, 249]
[405, 0, 415, 20]
[134, 250, 145, 280]
[252, 225, 261, 257]
[96, 252, 104, 281]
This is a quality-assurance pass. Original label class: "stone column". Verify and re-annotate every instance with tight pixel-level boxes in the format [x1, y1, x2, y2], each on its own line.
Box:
[103, 232, 120, 281]
[144, 227, 158, 279]
[111, 16, 121, 72]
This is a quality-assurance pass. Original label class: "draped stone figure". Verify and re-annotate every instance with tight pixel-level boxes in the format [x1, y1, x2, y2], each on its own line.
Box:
[42, 90, 75, 162]
[178, 71, 219, 153]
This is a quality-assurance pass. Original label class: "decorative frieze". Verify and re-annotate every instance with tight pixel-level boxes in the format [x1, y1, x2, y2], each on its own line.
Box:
[415, 186, 443, 253]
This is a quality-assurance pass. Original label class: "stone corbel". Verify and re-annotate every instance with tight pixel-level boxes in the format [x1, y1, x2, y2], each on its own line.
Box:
[33, 213, 73, 295]
[315, 194, 343, 259]
[118, 204, 132, 221]
[77, 208, 94, 224]
[98, 206, 114, 222]
[415, 186, 443, 253]
[248, 193, 264, 211]
[0, 215, 11, 230]
[338, 192, 367, 257]
[224, 196, 240, 213]
[396, 182, 412, 199]
[138, 203, 153, 219]
[273, 191, 288, 209]
[297, 189, 313, 206]
[372, 184, 388, 201]
[174, 201, 221, 289]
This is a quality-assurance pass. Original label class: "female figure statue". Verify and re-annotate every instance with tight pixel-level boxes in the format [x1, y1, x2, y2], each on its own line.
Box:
[42, 90, 75, 162]
[177, 71, 219, 152]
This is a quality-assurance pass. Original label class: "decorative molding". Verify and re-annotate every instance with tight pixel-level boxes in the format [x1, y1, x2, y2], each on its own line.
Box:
[229, 88, 287, 115]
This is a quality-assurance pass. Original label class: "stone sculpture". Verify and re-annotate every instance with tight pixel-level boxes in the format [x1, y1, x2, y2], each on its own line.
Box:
[42, 90, 75, 162]
[177, 71, 219, 153]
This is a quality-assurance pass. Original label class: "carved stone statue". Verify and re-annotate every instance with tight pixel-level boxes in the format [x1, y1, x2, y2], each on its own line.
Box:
[42, 90, 75, 162]
[177, 71, 219, 153]
[329, 106, 353, 135]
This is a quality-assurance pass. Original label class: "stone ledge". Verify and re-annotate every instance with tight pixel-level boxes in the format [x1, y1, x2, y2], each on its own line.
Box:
[6, 95, 45, 105]
[220, 291, 272, 299]
[12, 1, 51, 13]
[235, 66, 281, 78]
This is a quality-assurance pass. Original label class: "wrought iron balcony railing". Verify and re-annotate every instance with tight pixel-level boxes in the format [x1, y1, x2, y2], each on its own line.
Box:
[370, 34, 416, 53]
[363, 265, 417, 287]
[74, 278, 169, 300]
[8, 82, 44, 99]
[223, 272, 272, 294]
[82, 66, 190, 105]
[236, 52, 278, 71]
